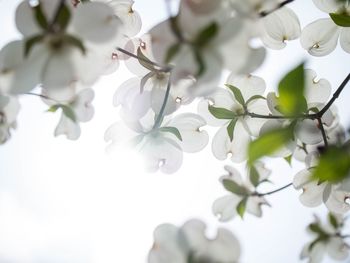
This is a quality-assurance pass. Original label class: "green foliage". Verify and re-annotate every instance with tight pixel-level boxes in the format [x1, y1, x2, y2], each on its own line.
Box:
[312, 144, 350, 183]
[47, 104, 76, 122]
[246, 95, 266, 105]
[226, 118, 238, 141]
[225, 84, 245, 107]
[236, 197, 248, 219]
[249, 166, 260, 187]
[24, 35, 44, 57]
[222, 179, 248, 196]
[328, 213, 339, 230]
[159, 127, 183, 141]
[55, 3, 71, 31]
[278, 63, 307, 115]
[208, 105, 236, 119]
[330, 13, 350, 27]
[33, 4, 49, 30]
[193, 22, 218, 48]
[137, 47, 155, 71]
[62, 35, 86, 55]
[248, 126, 294, 166]
[165, 43, 181, 63]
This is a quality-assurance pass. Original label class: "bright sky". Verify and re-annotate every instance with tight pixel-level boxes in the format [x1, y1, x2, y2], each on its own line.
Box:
[0, 0, 349, 262]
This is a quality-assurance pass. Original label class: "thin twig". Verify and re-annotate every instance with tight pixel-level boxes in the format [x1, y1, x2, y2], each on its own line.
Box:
[153, 73, 172, 129]
[259, 0, 295, 17]
[254, 183, 293, 197]
[116, 47, 172, 72]
[317, 117, 328, 148]
[25, 92, 59, 103]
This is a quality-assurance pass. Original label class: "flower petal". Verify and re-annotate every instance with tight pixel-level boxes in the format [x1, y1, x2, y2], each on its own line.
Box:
[212, 195, 241, 222]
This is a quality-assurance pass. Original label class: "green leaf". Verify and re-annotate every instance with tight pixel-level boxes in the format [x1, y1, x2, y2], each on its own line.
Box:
[312, 145, 350, 183]
[63, 35, 86, 55]
[61, 105, 76, 122]
[208, 105, 235, 120]
[278, 62, 307, 115]
[226, 118, 238, 141]
[193, 49, 205, 76]
[309, 223, 327, 236]
[246, 95, 266, 105]
[24, 35, 44, 57]
[330, 13, 350, 27]
[249, 166, 260, 187]
[159, 127, 183, 141]
[284, 155, 292, 166]
[47, 105, 59, 113]
[193, 22, 218, 48]
[222, 179, 248, 196]
[328, 213, 339, 230]
[236, 197, 248, 219]
[248, 126, 294, 166]
[55, 3, 71, 31]
[137, 47, 155, 71]
[225, 84, 245, 106]
[33, 4, 49, 30]
[165, 43, 181, 63]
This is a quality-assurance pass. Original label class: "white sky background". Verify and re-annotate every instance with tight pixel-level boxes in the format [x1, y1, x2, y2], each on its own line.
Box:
[0, 0, 350, 262]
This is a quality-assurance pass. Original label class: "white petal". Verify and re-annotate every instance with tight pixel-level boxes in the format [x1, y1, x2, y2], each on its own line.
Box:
[151, 88, 177, 116]
[295, 119, 323, 145]
[305, 69, 331, 104]
[325, 189, 350, 214]
[226, 74, 266, 101]
[54, 114, 81, 140]
[246, 196, 267, 217]
[340, 27, 350, 53]
[180, 219, 207, 252]
[72, 2, 121, 43]
[15, 1, 42, 36]
[260, 7, 301, 50]
[312, 0, 344, 13]
[327, 237, 349, 260]
[72, 88, 95, 122]
[301, 18, 340, 57]
[166, 113, 209, 153]
[104, 121, 138, 153]
[212, 195, 241, 222]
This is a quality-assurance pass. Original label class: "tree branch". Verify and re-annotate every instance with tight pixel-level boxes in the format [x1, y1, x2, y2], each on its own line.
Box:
[254, 183, 293, 197]
[259, 0, 295, 17]
[317, 117, 328, 148]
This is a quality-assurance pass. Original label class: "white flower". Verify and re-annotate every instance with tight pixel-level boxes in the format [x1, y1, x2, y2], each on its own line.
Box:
[198, 74, 268, 162]
[0, 94, 20, 144]
[148, 0, 265, 96]
[293, 152, 350, 214]
[148, 219, 241, 263]
[301, 214, 350, 263]
[104, 111, 208, 174]
[212, 163, 270, 221]
[6, 0, 122, 94]
[42, 84, 95, 140]
[300, 0, 350, 56]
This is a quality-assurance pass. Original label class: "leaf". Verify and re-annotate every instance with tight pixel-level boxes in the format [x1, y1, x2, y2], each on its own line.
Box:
[225, 84, 245, 106]
[55, 2, 71, 31]
[248, 126, 294, 166]
[47, 105, 59, 113]
[226, 118, 238, 141]
[328, 213, 339, 230]
[208, 105, 235, 119]
[246, 95, 266, 105]
[137, 47, 155, 71]
[165, 43, 181, 63]
[140, 72, 155, 93]
[63, 35, 86, 55]
[284, 155, 292, 166]
[159, 126, 183, 141]
[194, 22, 218, 48]
[222, 179, 248, 196]
[330, 13, 350, 27]
[236, 197, 248, 219]
[308, 223, 327, 236]
[249, 166, 260, 187]
[312, 145, 350, 183]
[278, 62, 307, 115]
[193, 49, 205, 76]
[33, 4, 49, 30]
[24, 35, 44, 57]
[61, 105, 76, 122]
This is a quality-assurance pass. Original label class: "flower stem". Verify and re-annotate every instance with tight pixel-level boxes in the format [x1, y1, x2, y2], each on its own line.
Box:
[254, 183, 293, 197]
[260, 0, 295, 17]
[317, 117, 328, 148]
[153, 74, 172, 129]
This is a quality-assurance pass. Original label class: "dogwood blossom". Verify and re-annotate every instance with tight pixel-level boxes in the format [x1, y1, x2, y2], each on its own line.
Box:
[148, 219, 241, 263]
[301, 0, 350, 56]
[5, 0, 122, 94]
[293, 152, 350, 214]
[213, 163, 271, 221]
[104, 111, 208, 173]
[42, 84, 95, 140]
[301, 214, 350, 263]
[198, 74, 269, 162]
[0, 94, 20, 144]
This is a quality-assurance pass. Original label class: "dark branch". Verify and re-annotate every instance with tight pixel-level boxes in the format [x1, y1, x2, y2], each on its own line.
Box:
[260, 0, 295, 17]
